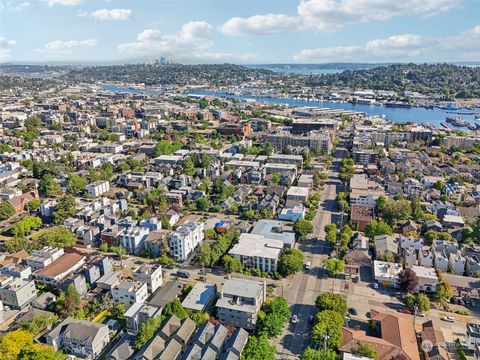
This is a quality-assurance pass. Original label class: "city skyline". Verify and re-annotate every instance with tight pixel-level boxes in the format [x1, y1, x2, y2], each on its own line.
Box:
[1, 0, 480, 64]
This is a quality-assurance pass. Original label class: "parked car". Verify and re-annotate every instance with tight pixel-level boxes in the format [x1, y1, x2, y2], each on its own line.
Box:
[291, 315, 299, 324]
[348, 307, 358, 315]
[442, 316, 455, 322]
[304, 261, 311, 271]
[415, 311, 426, 317]
[176, 270, 190, 279]
[309, 315, 315, 323]
[398, 308, 413, 315]
[372, 283, 379, 289]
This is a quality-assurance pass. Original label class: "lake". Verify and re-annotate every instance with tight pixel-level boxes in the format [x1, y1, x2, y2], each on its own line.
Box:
[102, 85, 479, 128]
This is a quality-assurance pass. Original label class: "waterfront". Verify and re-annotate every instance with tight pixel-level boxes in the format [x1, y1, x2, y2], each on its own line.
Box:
[102, 85, 479, 128]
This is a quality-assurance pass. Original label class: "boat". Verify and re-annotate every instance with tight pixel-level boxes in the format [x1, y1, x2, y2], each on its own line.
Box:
[446, 116, 466, 127]
[385, 102, 411, 108]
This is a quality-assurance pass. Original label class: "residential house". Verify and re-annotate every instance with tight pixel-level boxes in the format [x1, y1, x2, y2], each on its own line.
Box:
[373, 261, 402, 287]
[181, 283, 217, 313]
[449, 252, 466, 275]
[421, 320, 450, 360]
[410, 265, 438, 292]
[351, 205, 374, 232]
[46, 317, 110, 358]
[339, 309, 420, 360]
[434, 252, 449, 272]
[0, 276, 37, 309]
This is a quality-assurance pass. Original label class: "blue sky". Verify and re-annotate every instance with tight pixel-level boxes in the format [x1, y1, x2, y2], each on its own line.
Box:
[1, 0, 480, 64]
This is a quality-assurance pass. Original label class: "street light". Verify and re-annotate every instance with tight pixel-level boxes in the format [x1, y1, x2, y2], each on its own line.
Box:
[322, 333, 330, 359]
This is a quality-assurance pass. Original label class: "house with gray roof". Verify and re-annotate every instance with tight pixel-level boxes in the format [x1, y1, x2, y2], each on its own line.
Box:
[46, 317, 110, 358]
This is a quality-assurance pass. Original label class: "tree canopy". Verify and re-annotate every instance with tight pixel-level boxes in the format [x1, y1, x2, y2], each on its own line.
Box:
[242, 334, 276, 360]
[279, 249, 304, 277]
[315, 293, 348, 317]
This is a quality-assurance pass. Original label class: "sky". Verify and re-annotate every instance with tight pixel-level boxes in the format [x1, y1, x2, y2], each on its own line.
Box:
[1, 0, 480, 64]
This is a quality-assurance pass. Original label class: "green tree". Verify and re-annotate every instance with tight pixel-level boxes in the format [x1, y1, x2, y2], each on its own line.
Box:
[199, 244, 213, 266]
[364, 220, 393, 238]
[223, 255, 243, 273]
[11, 216, 42, 237]
[66, 174, 88, 195]
[99, 243, 109, 252]
[324, 224, 337, 244]
[436, 271, 453, 302]
[278, 249, 304, 276]
[311, 310, 344, 349]
[183, 157, 195, 176]
[354, 341, 378, 360]
[300, 347, 337, 360]
[39, 174, 61, 197]
[0, 201, 16, 220]
[135, 316, 162, 349]
[257, 297, 291, 338]
[196, 197, 210, 212]
[294, 219, 314, 240]
[54, 195, 77, 224]
[57, 284, 81, 318]
[339, 224, 352, 251]
[242, 335, 276, 360]
[28, 199, 41, 211]
[375, 195, 387, 214]
[19, 314, 58, 336]
[271, 173, 281, 184]
[381, 199, 412, 226]
[0, 330, 63, 360]
[0, 143, 11, 153]
[38, 226, 76, 248]
[190, 312, 210, 325]
[163, 299, 188, 319]
[315, 293, 348, 317]
[324, 258, 345, 277]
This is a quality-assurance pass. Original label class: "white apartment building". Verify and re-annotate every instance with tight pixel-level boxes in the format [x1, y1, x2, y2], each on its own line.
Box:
[168, 221, 204, 261]
[286, 186, 309, 204]
[118, 226, 149, 255]
[228, 234, 283, 272]
[133, 264, 163, 294]
[85, 180, 110, 197]
[0, 276, 37, 309]
[27, 247, 64, 271]
[112, 281, 148, 310]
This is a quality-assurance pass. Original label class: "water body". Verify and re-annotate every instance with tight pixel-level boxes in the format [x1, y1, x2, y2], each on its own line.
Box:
[102, 85, 479, 128]
[191, 91, 479, 128]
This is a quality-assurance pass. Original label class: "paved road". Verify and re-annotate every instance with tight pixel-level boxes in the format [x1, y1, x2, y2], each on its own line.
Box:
[274, 158, 344, 358]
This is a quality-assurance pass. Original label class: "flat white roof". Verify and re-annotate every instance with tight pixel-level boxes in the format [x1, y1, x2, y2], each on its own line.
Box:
[229, 234, 283, 260]
[287, 186, 309, 197]
[373, 261, 402, 280]
[411, 265, 438, 280]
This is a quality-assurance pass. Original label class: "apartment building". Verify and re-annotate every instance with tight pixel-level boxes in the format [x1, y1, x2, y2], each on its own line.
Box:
[133, 264, 163, 294]
[117, 226, 149, 255]
[112, 281, 148, 309]
[27, 247, 64, 271]
[0, 276, 36, 309]
[168, 221, 204, 261]
[85, 180, 110, 197]
[228, 233, 283, 272]
[216, 278, 265, 330]
[33, 253, 86, 287]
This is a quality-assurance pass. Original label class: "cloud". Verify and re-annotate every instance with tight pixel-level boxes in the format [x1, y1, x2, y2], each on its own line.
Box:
[293, 24, 480, 62]
[36, 38, 98, 55]
[0, 1, 30, 11]
[0, 36, 16, 61]
[89, 8, 133, 21]
[220, 0, 460, 35]
[44, 0, 83, 6]
[118, 21, 213, 56]
[220, 14, 302, 35]
[0, 37, 16, 48]
[119, 21, 257, 63]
